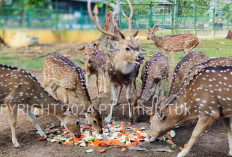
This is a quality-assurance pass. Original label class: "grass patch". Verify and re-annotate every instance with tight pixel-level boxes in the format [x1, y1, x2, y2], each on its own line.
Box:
[0, 39, 231, 71]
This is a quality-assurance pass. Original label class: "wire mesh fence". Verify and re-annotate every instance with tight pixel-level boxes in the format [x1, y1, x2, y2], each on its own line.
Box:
[0, 2, 232, 34]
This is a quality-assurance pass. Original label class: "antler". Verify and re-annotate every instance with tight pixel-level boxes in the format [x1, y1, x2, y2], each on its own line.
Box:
[88, 0, 121, 40]
[121, 0, 134, 38]
[133, 22, 139, 37]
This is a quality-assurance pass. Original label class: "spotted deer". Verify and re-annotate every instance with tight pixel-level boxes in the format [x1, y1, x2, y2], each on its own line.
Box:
[41, 52, 102, 133]
[132, 52, 169, 110]
[88, 0, 144, 123]
[0, 64, 81, 148]
[84, 42, 108, 97]
[149, 65, 232, 157]
[169, 51, 208, 96]
[147, 25, 199, 68]
[174, 57, 232, 97]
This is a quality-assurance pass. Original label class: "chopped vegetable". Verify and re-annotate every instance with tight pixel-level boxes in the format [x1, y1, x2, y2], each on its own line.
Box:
[86, 149, 94, 153]
[99, 149, 106, 153]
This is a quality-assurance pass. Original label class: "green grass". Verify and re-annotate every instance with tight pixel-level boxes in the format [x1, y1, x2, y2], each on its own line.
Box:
[0, 39, 231, 71]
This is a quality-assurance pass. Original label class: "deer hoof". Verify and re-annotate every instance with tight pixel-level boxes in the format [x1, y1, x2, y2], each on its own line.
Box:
[15, 144, 23, 149]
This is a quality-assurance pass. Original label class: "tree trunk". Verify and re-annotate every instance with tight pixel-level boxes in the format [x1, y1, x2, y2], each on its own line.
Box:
[97, 1, 121, 51]
[226, 30, 232, 39]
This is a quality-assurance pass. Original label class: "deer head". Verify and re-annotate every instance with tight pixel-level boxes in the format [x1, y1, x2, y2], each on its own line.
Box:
[88, 0, 143, 68]
[60, 106, 81, 138]
[148, 93, 178, 142]
[86, 105, 103, 134]
[85, 42, 101, 67]
[147, 25, 159, 40]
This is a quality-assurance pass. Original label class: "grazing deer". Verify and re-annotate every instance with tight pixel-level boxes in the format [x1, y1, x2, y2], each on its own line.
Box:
[149, 65, 232, 157]
[88, 0, 144, 123]
[169, 51, 208, 96]
[0, 64, 81, 148]
[42, 52, 102, 133]
[132, 52, 169, 109]
[84, 42, 108, 97]
[147, 25, 199, 67]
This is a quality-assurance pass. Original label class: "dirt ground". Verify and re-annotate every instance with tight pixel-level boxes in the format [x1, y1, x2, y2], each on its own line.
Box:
[0, 70, 230, 157]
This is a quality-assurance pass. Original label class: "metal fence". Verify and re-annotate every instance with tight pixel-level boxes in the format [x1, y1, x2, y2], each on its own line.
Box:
[0, 2, 232, 33]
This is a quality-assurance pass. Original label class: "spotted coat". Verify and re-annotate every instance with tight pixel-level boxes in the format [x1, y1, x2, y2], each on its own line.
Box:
[169, 51, 208, 96]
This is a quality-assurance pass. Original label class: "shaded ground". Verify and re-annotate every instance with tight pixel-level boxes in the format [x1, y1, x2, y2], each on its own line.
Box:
[0, 71, 229, 157]
[0, 41, 231, 157]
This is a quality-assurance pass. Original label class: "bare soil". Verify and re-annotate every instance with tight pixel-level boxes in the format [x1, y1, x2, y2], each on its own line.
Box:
[0, 70, 229, 157]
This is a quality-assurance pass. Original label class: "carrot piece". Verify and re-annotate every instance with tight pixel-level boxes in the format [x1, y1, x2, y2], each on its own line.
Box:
[121, 147, 127, 152]
[167, 132, 171, 136]
[39, 137, 46, 141]
[168, 141, 174, 145]
[99, 149, 106, 153]
[63, 141, 74, 145]
[184, 144, 188, 148]
[73, 137, 81, 142]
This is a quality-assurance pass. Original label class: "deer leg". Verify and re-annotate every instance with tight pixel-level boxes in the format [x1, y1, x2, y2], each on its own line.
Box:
[85, 73, 89, 87]
[99, 74, 103, 93]
[96, 74, 100, 97]
[42, 72, 49, 88]
[103, 73, 107, 94]
[61, 87, 69, 104]
[49, 83, 58, 100]
[7, 104, 21, 148]
[126, 83, 133, 122]
[177, 116, 215, 157]
[106, 84, 118, 124]
[223, 117, 232, 156]
[23, 108, 47, 138]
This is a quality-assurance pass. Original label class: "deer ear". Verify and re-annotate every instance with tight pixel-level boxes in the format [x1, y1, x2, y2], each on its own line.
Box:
[64, 107, 73, 115]
[87, 105, 95, 114]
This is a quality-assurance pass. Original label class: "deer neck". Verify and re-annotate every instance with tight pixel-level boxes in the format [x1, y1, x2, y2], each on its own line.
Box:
[113, 55, 135, 75]
[164, 93, 194, 127]
[31, 87, 66, 120]
[152, 34, 163, 48]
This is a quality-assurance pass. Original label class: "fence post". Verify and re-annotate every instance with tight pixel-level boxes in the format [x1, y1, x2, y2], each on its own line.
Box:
[26, 9, 30, 28]
[171, 2, 175, 35]
[227, 11, 230, 29]
[55, 0, 59, 30]
[194, 6, 197, 34]
[212, 8, 216, 38]
[213, 8, 215, 30]
[149, 1, 152, 27]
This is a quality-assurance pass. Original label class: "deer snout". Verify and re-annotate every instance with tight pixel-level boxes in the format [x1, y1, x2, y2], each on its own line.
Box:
[88, 59, 93, 66]
[137, 54, 144, 60]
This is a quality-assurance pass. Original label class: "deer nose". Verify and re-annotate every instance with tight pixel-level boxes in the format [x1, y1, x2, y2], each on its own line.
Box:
[138, 54, 144, 60]
[99, 130, 103, 134]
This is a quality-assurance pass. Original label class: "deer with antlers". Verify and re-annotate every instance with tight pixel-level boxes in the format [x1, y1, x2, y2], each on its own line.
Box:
[84, 42, 108, 97]
[169, 51, 208, 96]
[147, 26, 199, 68]
[149, 65, 232, 157]
[132, 52, 169, 112]
[41, 52, 103, 133]
[88, 0, 144, 123]
[0, 64, 81, 148]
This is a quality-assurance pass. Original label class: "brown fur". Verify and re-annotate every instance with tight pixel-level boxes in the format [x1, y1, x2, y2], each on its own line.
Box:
[149, 65, 232, 157]
[169, 51, 208, 96]
[0, 64, 81, 147]
[85, 43, 108, 96]
[147, 26, 199, 67]
[42, 52, 102, 133]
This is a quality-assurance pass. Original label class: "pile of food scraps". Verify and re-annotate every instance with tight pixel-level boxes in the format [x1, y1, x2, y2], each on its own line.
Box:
[40, 122, 179, 153]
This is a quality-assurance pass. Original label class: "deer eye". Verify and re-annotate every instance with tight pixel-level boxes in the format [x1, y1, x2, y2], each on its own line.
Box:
[93, 120, 97, 124]
[76, 121, 80, 126]
[125, 47, 130, 51]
